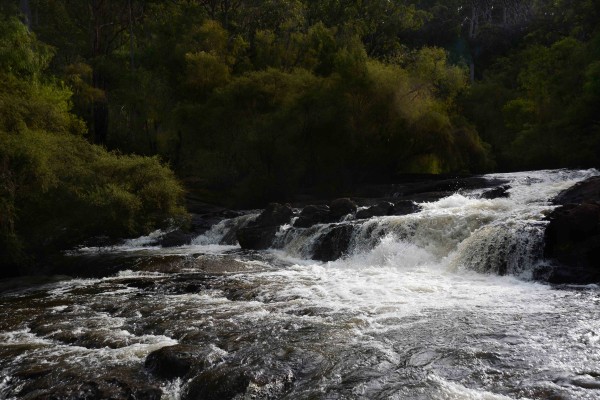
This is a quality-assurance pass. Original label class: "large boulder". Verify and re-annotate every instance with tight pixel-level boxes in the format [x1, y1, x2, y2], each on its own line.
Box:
[329, 198, 358, 219]
[544, 176, 600, 284]
[294, 205, 331, 228]
[158, 230, 194, 248]
[311, 224, 354, 262]
[183, 364, 293, 400]
[237, 203, 294, 250]
[252, 203, 295, 226]
[393, 200, 421, 216]
[545, 202, 600, 283]
[480, 185, 510, 200]
[553, 176, 600, 205]
[356, 202, 394, 219]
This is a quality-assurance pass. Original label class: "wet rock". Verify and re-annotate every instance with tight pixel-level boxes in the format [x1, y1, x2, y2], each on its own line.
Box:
[545, 202, 600, 284]
[544, 176, 600, 284]
[237, 225, 279, 250]
[356, 201, 394, 219]
[393, 200, 421, 216]
[294, 205, 331, 228]
[237, 203, 294, 250]
[329, 198, 357, 219]
[14, 367, 53, 380]
[253, 203, 295, 226]
[480, 185, 511, 199]
[18, 376, 162, 400]
[311, 224, 354, 262]
[553, 176, 600, 205]
[183, 365, 294, 400]
[157, 229, 194, 247]
[145, 345, 219, 380]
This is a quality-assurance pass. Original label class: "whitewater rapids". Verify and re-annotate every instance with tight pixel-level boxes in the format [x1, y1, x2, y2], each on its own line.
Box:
[1, 169, 600, 399]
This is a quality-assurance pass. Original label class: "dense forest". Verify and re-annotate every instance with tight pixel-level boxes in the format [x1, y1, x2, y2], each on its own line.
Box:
[1, 0, 600, 272]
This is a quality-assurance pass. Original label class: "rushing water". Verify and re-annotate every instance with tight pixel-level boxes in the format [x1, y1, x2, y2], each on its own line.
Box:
[2, 170, 600, 399]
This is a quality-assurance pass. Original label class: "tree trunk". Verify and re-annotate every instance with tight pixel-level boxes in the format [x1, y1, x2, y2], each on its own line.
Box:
[92, 69, 109, 144]
[469, 62, 475, 83]
[128, 0, 135, 71]
[19, 0, 32, 29]
[90, 0, 109, 145]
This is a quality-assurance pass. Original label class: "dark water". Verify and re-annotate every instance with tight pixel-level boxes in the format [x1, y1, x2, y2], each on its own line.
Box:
[2, 170, 600, 400]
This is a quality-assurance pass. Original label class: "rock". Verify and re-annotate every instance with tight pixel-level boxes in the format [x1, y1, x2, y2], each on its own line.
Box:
[157, 229, 194, 247]
[17, 375, 162, 400]
[553, 176, 600, 205]
[356, 201, 394, 219]
[183, 365, 293, 400]
[237, 203, 294, 250]
[253, 203, 295, 226]
[237, 225, 280, 250]
[393, 200, 421, 216]
[543, 177, 600, 284]
[145, 345, 218, 380]
[480, 185, 511, 199]
[329, 198, 357, 219]
[544, 202, 600, 284]
[294, 205, 331, 228]
[311, 224, 354, 262]
[13, 367, 53, 380]
[184, 369, 252, 400]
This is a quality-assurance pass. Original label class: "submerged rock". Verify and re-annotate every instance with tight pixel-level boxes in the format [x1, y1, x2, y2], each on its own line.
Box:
[145, 344, 221, 380]
[544, 177, 600, 284]
[16, 374, 162, 400]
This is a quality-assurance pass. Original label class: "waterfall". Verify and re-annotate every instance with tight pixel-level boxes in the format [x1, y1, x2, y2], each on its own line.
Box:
[192, 169, 598, 278]
[191, 213, 258, 245]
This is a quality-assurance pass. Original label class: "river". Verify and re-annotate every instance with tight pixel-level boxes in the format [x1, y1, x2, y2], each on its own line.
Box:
[1, 169, 600, 399]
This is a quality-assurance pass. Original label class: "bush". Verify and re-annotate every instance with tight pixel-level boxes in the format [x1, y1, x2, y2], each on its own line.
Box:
[0, 17, 187, 275]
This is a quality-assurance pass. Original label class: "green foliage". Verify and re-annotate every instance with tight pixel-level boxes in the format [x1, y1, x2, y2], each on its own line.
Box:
[8, 0, 600, 212]
[463, 20, 600, 170]
[165, 45, 490, 206]
[0, 17, 187, 274]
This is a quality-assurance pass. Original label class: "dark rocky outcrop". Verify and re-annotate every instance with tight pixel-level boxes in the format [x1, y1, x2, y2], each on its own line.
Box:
[158, 230, 195, 248]
[480, 185, 511, 200]
[545, 202, 600, 284]
[183, 364, 294, 400]
[329, 198, 358, 219]
[393, 200, 421, 216]
[544, 177, 600, 284]
[311, 224, 354, 262]
[145, 345, 219, 380]
[294, 205, 331, 228]
[237, 203, 294, 250]
[356, 201, 394, 219]
[15, 373, 162, 400]
[157, 210, 245, 248]
[553, 176, 600, 205]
